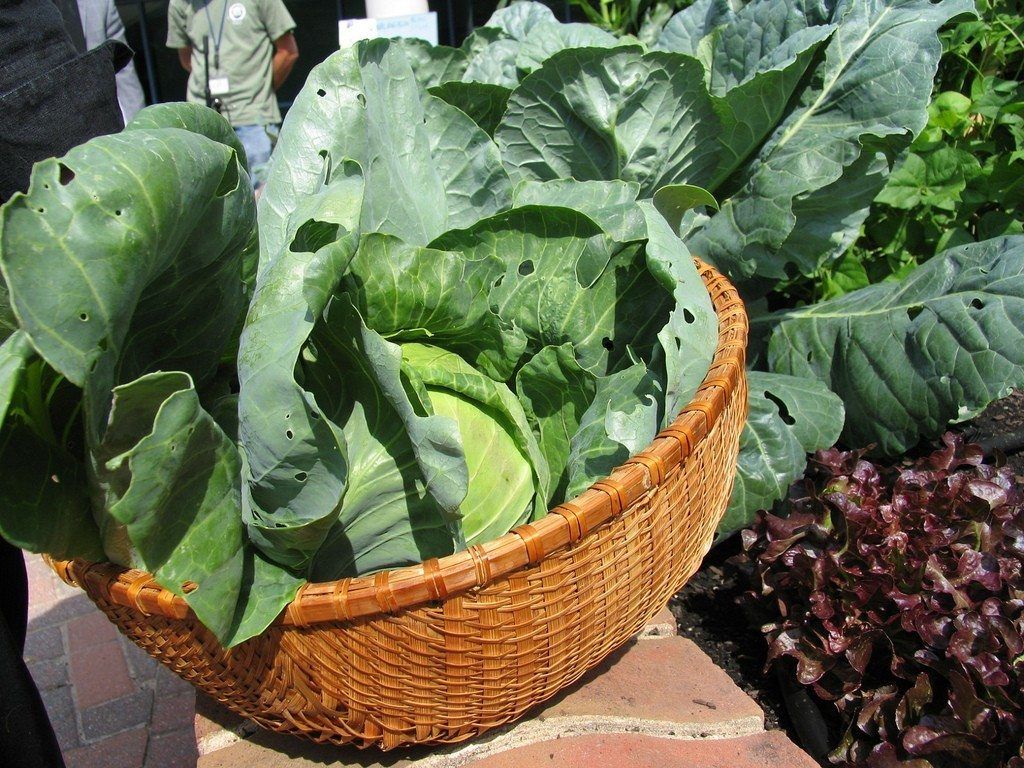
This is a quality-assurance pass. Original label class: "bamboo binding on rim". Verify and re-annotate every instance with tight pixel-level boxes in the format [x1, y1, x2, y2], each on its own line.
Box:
[49, 259, 748, 750]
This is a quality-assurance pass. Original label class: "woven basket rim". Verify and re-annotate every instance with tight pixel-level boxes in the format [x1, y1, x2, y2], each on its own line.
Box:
[50, 258, 748, 627]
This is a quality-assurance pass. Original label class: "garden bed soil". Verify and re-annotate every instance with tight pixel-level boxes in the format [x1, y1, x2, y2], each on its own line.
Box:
[669, 390, 1024, 765]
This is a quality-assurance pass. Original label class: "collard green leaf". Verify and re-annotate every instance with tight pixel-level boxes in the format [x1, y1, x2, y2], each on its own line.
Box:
[700, 24, 835, 189]
[342, 233, 525, 381]
[688, 0, 975, 283]
[0, 121, 254, 587]
[775, 146, 895, 279]
[515, 344, 597, 505]
[0, 283, 16, 342]
[768, 236, 1024, 455]
[457, 25, 517, 85]
[719, 371, 844, 537]
[657, 0, 837, 189]
[0, 128, 252, 446]
[496, 47, 721, 196]
[637, 3, 676, 47]
[428, 82, 511, 137]
[430, 206, 669, 375]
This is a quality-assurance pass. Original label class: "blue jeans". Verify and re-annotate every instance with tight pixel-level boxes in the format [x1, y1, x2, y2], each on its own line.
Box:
[234, 123, 279, 191]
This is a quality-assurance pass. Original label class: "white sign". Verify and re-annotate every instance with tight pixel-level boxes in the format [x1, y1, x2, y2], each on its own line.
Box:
[338, 11, 439, 47]
[366, 0, 428, 17]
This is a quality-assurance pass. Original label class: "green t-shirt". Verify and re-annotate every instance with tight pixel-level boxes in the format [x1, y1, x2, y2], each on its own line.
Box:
[167, 0, 295, 127]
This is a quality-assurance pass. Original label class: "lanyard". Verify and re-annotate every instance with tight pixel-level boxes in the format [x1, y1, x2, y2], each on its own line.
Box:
[203, 0, 229, 71]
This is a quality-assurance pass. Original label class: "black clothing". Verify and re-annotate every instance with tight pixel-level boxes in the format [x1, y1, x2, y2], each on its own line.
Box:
[0, 3, 128, 766]
[0, 0, 128, 202]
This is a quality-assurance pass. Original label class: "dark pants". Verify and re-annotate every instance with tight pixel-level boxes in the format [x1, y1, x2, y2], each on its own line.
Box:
[0, 540, 65, 768]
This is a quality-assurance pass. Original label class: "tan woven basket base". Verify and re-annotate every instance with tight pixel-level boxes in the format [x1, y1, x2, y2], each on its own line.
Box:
[51, 262, 748, 750]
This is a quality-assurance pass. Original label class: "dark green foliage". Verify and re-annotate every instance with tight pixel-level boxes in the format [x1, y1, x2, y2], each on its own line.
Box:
[795, 0, 1024, 304]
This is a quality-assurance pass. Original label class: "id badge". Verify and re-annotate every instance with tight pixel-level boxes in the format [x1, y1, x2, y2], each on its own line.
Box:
[209, 77, 230, 96]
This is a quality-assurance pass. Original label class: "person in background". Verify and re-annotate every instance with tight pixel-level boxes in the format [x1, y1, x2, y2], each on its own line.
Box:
[167, 0, 299, 190]
[77, 0, 147, 121]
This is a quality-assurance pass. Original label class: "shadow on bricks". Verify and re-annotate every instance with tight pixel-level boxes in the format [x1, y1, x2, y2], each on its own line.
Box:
[24, 559, 199, 768]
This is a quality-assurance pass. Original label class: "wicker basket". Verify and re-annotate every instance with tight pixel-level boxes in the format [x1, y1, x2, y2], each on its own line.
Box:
[48, 260, 747, 751]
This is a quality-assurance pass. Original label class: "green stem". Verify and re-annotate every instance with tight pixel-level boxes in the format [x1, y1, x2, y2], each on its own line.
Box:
[23, 363, 58, 448]
[60, 400, 83, 451]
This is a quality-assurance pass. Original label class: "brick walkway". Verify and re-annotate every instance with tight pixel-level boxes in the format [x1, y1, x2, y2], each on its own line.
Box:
[24, 553, 198, 768]
[25, 552, 815, 768]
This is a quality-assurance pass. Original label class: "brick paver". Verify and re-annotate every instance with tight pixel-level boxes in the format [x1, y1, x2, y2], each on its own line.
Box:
[467, 732, 819, 768]
[539, 636, 764, 737]
[68, 638, 136, 708]
[22, 553, 198, 768]
[62, 727, 149, 768]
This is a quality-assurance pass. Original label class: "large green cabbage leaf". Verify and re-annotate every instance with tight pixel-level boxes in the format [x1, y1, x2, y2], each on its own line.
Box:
[0, 332, 102, 560]
[718, 372, 844, 539]
[0, 105, 299, 646]
[341, 234, 525, 381]
[496, 47, 721, 196]
[685, 0, 974, 284]
[302, 300, 462, 581]
[238, 160, 363, 571]
[258, 37, 510, 265]
[768, 236, 1024, 455]
[402, 343, 550, 541]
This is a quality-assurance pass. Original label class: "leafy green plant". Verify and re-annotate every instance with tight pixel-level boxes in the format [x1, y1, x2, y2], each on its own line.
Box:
[568, 0, 691, 42]
[0, 38, 720, 644]
[741, 434, 1024, 767]
[0, 104, 280, 644]
[412, 0, 1024, 536]
[805, 0, 1024, 304]
[241, 37, 718, 577]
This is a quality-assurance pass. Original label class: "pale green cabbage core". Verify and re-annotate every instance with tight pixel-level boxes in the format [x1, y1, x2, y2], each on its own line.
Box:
[426, 388, 535, 546]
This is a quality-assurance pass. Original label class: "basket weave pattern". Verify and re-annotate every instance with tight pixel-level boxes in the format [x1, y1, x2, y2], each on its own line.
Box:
[50, 261, 748, 750]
